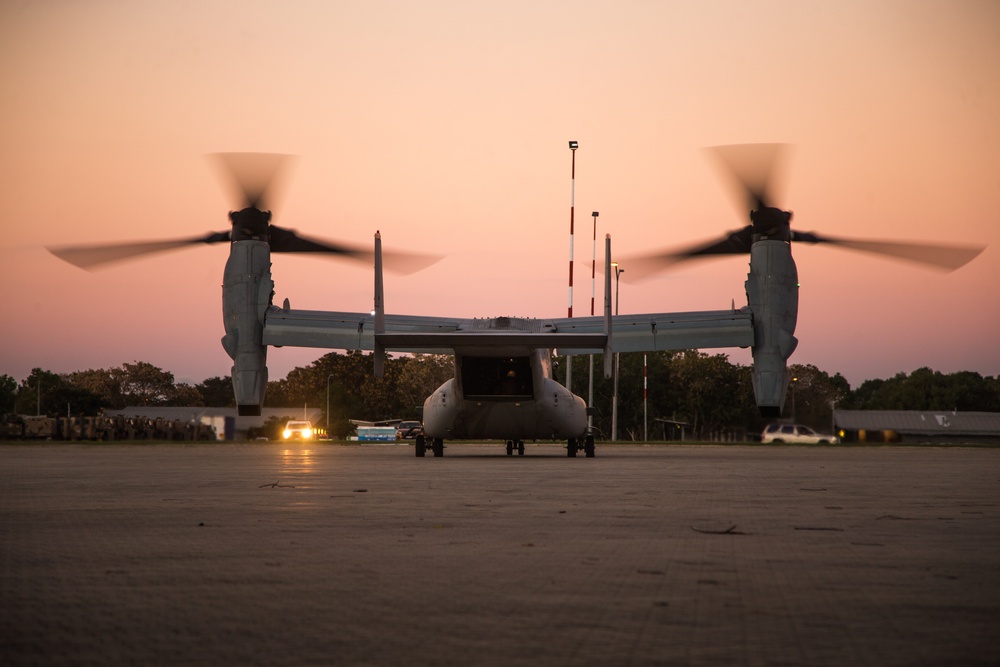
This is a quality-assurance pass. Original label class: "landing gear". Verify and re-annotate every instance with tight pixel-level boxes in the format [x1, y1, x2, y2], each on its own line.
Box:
[416, 435, 444, 457]
[505, 440, 525, 456]
[568, 435, 595, 458]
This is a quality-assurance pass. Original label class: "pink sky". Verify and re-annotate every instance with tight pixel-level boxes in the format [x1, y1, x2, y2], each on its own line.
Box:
[2, 1, 998, 389]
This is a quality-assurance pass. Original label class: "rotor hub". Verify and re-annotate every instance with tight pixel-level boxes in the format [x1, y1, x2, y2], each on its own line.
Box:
[229, 207, 271, 242]
[750, 207, 793, 241]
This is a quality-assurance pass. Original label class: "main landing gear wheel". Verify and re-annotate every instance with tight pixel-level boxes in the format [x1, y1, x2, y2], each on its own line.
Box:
[584, 434, 596, 458]
[432, 438, 444, 457]
[505, 440, 526, 456]
[415, 435, 426, 457]
[567, 438, 577, 458]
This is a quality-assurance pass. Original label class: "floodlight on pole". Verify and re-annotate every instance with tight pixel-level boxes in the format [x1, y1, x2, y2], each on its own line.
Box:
[791, 376, 799, 421]
[567, 141, 578, 320]
[566, 140, 578, 393]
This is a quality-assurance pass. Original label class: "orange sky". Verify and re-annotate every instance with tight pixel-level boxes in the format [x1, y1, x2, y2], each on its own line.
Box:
[2, 0, 998, 388]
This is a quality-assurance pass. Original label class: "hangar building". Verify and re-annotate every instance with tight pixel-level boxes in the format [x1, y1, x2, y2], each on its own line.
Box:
[833, 410, 1000, 445]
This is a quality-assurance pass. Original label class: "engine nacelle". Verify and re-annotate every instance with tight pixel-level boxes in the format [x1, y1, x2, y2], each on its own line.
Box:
[221, 240, 274, 416]
[745, 240, 799, 418]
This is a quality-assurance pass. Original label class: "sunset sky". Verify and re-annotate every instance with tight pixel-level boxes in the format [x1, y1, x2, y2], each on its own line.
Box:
[2, 0, 998, 390]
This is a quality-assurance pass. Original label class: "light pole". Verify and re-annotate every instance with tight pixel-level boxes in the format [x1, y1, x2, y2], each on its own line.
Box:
[588, 211, 598, 432]
[326, 374, 335, 431]
[790, 376, 799, 422]
[566, 141, 578, 393]
[611, 263, 623, 441]
[643, 353, 647, 441]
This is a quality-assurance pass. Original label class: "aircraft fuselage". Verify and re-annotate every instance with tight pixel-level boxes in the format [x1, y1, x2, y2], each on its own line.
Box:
[422, 349, 589, 441]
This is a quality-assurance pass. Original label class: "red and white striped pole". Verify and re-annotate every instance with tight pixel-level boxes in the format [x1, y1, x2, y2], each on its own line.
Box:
[588, 211, 599, 430]
[566, 141, 578, 392]
[590, 211, 598, 318]
[568, 141, 577, 318]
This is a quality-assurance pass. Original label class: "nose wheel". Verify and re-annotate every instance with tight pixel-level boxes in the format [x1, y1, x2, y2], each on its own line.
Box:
[568, 435, 596, 458]
[415, 435, 445, 457]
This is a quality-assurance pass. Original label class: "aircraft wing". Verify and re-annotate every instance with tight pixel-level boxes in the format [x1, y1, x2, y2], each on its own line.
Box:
[263, 308, 464, 352]
[264, 306, 751, 355]
[550, 307, 754, 354]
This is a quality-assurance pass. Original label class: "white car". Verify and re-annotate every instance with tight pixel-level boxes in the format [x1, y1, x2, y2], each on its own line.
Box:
[761, 423, 839, 444]
[282, 420, 313, 441]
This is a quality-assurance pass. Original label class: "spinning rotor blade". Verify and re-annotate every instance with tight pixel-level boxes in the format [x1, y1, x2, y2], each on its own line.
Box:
[47, 232, 231, 271]
[379, 248, 445, 274]
[620, 227, 754, 279]
[209, 152, 294, 211]
[269, 226, 442, 274]
[707, 143, 790, 212]
[792, 231, 985, 272]
[268, 225, 367, 256]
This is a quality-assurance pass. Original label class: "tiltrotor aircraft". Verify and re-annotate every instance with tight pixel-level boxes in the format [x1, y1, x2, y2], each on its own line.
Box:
[48, 147, 985, 457]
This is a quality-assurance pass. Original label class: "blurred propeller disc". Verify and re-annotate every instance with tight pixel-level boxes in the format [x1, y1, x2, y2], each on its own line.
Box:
[618, 143, 986, 279]
[209, 152, 295, 211]
[706, 143, 791, 212]
[46, 151, 443, 274]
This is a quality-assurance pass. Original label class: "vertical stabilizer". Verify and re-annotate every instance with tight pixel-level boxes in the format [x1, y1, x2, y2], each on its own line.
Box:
[604, 234, 613, 379]
[373, 231, 386, 378]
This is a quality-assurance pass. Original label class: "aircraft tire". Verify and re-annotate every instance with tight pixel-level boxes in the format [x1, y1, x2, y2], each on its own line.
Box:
[567, 438, 577, 458]
[415, 435, 426, 457]
[432, 438, 444, 457]
[584, 435, 595, 458]
[517, 440, 525, 456]
[506, 440, 514, 456]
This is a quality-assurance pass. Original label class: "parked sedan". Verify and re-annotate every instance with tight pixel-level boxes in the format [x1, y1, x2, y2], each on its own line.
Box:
[395, 421, 423, 439]
[761, 423, 839, 444]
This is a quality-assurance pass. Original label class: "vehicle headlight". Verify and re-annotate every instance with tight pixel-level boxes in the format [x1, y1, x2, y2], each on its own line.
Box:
[283, 429, 292, 439]
[302, 428, 312, 439]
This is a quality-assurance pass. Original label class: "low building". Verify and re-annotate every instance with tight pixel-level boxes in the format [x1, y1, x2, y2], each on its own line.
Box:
[834, 410, 1000, 445]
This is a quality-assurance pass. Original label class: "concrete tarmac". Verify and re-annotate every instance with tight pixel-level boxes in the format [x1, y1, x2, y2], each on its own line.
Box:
[1, 442, 998, 666]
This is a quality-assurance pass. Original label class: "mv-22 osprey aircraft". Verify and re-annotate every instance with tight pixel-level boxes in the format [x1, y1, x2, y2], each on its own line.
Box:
[49, 147, 985, 457]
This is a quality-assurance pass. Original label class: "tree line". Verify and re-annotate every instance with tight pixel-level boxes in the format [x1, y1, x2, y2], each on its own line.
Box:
[2, 352, 998, 440]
